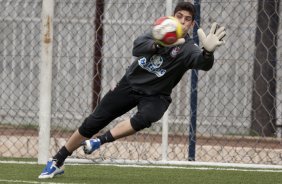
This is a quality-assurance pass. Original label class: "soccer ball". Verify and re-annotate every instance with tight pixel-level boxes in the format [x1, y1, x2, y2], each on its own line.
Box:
[152, 16, 183, 46]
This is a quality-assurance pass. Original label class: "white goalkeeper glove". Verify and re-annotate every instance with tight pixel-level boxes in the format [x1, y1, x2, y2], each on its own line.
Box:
[197, 22, 226, 52]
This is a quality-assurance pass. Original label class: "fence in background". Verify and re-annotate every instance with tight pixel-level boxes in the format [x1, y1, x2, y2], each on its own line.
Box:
[0, 0, 282, 166]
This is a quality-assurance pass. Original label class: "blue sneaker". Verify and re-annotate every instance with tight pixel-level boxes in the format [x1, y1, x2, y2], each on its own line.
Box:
[38, 160, 64, 179]
[82, 138, 101, 154]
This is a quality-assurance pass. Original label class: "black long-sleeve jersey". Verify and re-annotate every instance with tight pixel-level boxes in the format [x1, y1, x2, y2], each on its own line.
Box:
[125, 32, 214, 96]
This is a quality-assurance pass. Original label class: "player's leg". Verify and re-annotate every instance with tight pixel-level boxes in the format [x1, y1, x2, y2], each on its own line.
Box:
[38, 77, 137, 179]
[130, 95, 172, 132]
[110, 118, 136, 139]
[83, 94, 172, 153]
[82, 118, 136, 154]
[65, 129, 86, 152]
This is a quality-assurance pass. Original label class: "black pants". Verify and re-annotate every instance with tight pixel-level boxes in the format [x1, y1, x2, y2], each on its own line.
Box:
[78, 76, 172, 138]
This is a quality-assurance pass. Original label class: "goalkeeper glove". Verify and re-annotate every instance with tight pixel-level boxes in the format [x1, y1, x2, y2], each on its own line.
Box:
[197, 22, 226, 52]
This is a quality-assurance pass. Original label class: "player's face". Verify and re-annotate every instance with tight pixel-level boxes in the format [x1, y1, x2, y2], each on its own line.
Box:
[174, 10, 195, 36]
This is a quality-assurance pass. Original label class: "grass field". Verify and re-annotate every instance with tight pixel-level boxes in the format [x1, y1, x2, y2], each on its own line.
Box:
[0, 161, 282, 184]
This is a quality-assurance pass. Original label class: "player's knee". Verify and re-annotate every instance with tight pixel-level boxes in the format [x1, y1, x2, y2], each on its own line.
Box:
[130, 113, 162, 131]
[79, 116, 96, 138]
[79, 111, 113, 138]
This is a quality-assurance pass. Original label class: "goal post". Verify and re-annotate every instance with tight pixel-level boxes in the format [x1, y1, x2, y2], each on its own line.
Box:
[38, 0, 54, 164]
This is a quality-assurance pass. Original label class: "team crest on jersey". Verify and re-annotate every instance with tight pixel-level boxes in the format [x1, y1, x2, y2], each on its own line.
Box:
[170, 46, 180, 58]
[138, 55, 166, 77]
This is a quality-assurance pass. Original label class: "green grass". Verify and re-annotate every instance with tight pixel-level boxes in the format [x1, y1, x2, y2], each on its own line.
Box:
[0, 162, 282, 184]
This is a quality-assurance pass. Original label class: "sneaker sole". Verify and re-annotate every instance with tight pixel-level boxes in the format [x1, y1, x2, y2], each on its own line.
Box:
[38, 171, 64, 179]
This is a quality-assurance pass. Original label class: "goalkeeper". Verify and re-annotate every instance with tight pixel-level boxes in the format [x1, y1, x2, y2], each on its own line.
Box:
[39, 1, 226, 179]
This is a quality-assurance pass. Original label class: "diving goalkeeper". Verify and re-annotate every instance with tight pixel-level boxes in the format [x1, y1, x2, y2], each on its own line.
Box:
[39, 1, 226, 179]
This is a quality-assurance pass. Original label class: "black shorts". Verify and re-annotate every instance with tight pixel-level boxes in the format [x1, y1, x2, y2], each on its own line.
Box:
[78, 76, 172, 138]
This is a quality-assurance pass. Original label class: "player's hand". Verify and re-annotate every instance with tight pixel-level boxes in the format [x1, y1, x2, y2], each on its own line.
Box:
[197, 22, 226, 52]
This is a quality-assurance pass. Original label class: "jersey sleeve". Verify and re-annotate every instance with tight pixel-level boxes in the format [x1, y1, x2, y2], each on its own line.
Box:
[132, 32, 156, 57]
[184, 43, 214, 71]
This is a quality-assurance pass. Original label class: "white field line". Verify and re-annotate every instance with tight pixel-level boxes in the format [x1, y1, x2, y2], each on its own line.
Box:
[65, 158, 282, 170]
[0, 179, 83, 184]
[1, 160, 282, 173]
[105, 163, 282, 173]
[0, 160, 37, 164]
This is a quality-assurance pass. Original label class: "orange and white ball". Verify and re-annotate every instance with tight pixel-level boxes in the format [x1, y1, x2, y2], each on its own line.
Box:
[152, 16, 183, 45]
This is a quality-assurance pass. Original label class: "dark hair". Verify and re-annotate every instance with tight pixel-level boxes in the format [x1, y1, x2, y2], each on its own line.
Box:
[173, 2, 196, 20]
